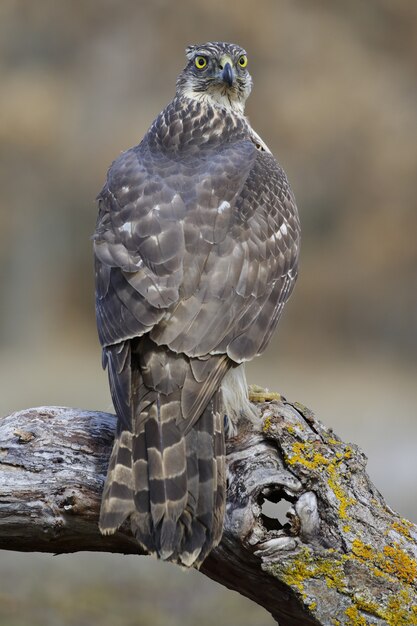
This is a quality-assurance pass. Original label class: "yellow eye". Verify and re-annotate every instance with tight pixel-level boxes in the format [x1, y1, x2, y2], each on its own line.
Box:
[195, 56, 207, 69]
[238, 55, 248, 68]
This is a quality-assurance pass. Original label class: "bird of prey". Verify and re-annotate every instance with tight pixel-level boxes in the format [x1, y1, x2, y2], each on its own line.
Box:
[94, 41, 300, 567]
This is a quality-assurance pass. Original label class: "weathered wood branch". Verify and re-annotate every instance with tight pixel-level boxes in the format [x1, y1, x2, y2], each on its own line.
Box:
[1, 399, 417, 625]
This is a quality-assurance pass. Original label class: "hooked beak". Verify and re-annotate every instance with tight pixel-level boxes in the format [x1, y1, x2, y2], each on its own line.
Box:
[221, 62, 234, 87]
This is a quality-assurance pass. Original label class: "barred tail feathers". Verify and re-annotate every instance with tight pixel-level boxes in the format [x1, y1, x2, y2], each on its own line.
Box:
[177, 397, 225, 566]
[99, 342, 137, 535]
[99, 341, 227, 567]
[99, 424, 137, 535]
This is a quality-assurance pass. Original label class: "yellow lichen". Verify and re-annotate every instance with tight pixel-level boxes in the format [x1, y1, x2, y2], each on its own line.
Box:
[277, 547, 346, 594]
[353, 595, 379, 615]
[286, 441, 330, 470]
[285, 440, 354, 519]
[391, 519, 414, 540]
[351, 538, 417, 585]
[326, 464, 355, 519]
[327, 437, 341, 445]
[383, 543, 416, 584]
[385, 589, 417, 625]
[345, 605, 368, 626]
[266, 437, 417, 623]
[351, 539, 375, 562]
[263, 416, 272, 432]
[270, 543, 417, 625]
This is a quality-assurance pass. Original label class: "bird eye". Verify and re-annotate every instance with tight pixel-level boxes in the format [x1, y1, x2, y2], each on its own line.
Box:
[195, 56, 208, 69]
[238, 55, 248, 68]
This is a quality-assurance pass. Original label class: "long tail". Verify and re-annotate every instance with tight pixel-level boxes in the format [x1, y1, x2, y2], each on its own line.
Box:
[99, 339, 227, 567]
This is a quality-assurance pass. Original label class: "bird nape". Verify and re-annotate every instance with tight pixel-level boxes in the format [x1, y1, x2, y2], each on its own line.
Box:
[93, 41, 300, 568]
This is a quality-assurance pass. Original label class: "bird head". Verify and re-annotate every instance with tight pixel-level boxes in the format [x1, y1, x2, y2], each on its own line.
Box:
[176, 41, 253, 114]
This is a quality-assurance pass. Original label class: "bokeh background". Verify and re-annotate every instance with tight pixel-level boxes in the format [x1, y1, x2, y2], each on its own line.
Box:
[1, 1, 417, 624]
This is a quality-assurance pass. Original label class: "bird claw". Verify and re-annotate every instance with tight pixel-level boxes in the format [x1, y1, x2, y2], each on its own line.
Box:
[248, 384, 282, 403]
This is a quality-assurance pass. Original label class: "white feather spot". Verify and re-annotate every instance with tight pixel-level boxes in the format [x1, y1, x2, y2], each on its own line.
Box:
[119, 221, 132, 234]
[217, 200, 230, 214]
[279, 222, 288, 236]
[121, 185, 130, 194]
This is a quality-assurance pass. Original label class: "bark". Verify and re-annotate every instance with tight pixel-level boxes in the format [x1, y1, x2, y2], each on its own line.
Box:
[1, 397, 417, 626]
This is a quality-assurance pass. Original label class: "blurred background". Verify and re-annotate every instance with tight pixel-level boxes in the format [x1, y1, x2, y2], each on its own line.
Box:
[1, 0, 416, 624]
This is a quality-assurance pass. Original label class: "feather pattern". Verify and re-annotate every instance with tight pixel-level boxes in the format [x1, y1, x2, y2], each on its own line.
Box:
[95, 42, 300, 567]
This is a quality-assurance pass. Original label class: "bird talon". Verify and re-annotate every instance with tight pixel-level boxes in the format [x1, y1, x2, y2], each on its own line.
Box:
[248, 385, 282, 403]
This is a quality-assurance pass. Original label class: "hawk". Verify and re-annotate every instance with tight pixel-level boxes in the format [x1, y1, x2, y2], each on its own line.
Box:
[94, 41, 300, 567]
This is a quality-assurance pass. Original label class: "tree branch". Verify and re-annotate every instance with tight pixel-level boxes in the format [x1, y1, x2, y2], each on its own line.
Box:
[1, 399, 417, 625]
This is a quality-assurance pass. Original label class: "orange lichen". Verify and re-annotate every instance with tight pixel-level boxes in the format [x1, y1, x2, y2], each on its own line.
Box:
[351, 538, 417, 585]
[383, 543, 416, 584]
[390, 519, 414, 540]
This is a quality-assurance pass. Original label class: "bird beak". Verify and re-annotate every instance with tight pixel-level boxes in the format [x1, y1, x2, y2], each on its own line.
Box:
[221, 62, 234, 87]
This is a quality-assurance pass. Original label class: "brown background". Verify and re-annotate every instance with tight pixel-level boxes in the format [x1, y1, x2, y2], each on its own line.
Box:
[1, 1, 416, 624]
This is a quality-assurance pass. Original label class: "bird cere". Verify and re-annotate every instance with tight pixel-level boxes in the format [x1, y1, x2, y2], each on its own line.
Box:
[93, 42, 300, 567]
